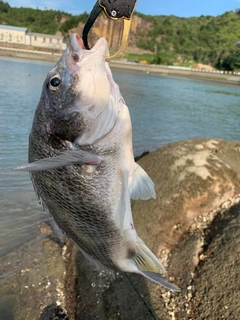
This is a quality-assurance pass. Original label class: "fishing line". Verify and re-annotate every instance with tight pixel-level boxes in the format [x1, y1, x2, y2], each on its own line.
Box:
[124, 273, 159, 320]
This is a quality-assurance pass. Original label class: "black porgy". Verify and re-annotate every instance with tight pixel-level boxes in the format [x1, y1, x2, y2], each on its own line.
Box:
[20, 33, 180, 292]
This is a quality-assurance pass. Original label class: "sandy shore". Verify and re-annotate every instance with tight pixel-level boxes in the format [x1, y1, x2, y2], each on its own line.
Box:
[0, 47, 239, 86]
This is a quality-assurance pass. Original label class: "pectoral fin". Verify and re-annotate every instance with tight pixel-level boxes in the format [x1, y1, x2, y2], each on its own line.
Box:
[15, 150, 102, 171]
[130, 163, 156, 200]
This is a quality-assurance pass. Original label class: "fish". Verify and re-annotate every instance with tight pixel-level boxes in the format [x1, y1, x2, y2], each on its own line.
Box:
[17, 33, 180, 292]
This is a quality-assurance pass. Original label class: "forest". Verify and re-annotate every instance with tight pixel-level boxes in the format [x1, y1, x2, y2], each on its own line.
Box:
[136, 11, 240, 71]
[0, 0, 240, 71]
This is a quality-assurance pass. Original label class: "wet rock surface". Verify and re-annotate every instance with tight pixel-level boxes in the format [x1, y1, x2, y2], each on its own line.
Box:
[1, 138, 240, 319]
[0, 222, 68, 320]
[131, 138, 240, 319]
[64, 241, 169, 320]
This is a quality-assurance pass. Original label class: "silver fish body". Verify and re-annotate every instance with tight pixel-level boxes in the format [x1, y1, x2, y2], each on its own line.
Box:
[25, 34, 180, 292]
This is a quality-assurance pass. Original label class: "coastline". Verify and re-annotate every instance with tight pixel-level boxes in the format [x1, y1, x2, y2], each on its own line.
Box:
[0, 47, 239, 86]
[110, 61, 240, 86]
[0, 46, 62, 62]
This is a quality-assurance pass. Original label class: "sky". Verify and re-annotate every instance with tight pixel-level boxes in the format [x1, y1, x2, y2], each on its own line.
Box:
[5, 0, 240, 18]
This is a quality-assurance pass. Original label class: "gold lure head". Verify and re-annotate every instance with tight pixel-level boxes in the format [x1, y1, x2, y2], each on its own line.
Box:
[82, 0, 138, 61]
[105, 19, 132, 61]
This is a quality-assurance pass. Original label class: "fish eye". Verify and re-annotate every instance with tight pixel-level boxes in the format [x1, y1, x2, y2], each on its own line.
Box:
[48, 75, 61, 91]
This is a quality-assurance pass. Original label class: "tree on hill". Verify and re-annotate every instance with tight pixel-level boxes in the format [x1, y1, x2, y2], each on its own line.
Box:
[0, 0, 10, 13]
[134, 10, 240, 70]
[0, 1, 71, 34]
[59, 13, 88, 33]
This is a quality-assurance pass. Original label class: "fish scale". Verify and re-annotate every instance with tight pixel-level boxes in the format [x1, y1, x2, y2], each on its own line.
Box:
[30, 135, 126, 269]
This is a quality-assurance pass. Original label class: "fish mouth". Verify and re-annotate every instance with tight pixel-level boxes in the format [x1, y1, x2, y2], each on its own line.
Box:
[69, 33, 109, 63]
[68, 34, 123, 104]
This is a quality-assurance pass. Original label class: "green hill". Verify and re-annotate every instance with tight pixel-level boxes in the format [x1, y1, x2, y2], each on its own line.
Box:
[0, 0, 88, 34]
[0, 0, 240, 71]
[134, 11, 240, 70]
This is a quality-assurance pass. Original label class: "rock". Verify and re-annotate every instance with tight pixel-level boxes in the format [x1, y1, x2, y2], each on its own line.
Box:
[39, 304, 69, 320]
[131, 138, 240, 319]
[134, 150, 150, 162]
[0, 222, 68, 320]
[1, 138, 240, 319]
[64, 240, 169, 320]
[132, 139, 240, 252]
[188, 202, 240, 319]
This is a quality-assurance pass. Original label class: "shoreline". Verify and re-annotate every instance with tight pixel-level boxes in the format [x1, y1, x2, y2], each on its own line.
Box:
[0, 47, 239, 86]
[110, 61, 240, 86]
[0, 46, 62, 62]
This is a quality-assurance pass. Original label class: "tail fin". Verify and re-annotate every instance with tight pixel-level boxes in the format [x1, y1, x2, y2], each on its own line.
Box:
[139, 271, 181, 292]
[133, 238, 181, 292]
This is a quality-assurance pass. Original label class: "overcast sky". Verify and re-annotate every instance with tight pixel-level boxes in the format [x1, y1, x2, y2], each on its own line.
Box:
[5, 0, 240, 17]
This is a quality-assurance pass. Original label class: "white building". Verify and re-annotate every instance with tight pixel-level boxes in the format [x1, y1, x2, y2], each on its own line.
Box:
[26, 32, 66, 50]
[0, 25, 27, 44]
[0, 24, 66, 50]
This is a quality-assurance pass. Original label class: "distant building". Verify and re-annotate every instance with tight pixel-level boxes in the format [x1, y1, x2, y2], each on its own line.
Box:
[26, 32, 66, 50]
[0, 25, 27, 44]
[0, 24, 67, 50]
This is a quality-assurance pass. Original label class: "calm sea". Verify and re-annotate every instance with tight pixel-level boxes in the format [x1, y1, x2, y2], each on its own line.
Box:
[0, 56, 240, 260]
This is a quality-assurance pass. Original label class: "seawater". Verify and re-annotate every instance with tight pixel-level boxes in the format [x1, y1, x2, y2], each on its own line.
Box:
[0, 57, 240, 258]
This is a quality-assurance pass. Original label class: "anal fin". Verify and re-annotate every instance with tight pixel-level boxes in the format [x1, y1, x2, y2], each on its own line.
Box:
[133, 238, 181, 292]
[134, 237, 166, 273]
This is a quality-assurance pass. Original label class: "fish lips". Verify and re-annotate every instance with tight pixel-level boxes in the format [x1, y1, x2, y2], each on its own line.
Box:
[69, 33, 109, 67]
